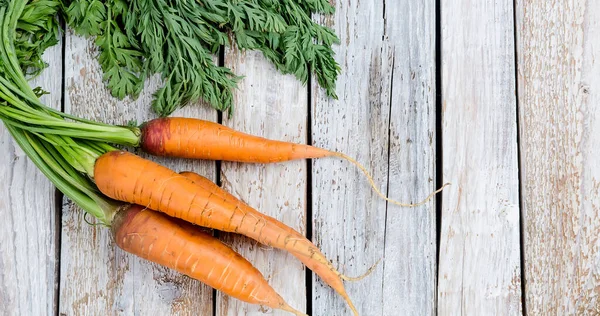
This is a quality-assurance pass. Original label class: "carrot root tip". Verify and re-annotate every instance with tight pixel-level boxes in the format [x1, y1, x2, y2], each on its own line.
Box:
[344, 295, 359, 316]
[281, 303, 308, 316]
[333, 152, 450, 207]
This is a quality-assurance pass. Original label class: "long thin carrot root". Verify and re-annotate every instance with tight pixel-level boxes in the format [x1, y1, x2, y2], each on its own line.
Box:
[340, 258, 382, 282]
[331, 152, 450, 207]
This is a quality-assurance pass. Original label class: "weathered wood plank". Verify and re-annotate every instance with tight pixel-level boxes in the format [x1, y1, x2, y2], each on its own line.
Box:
[382, 1, 437, 315]
[311, 1, 390, 315]
[516, 1, 600, 313]
[438, 0, 522, 314]
[217, 48, 307, 315]
[59, 30, 215, 315]
[0, 35, 62, 316]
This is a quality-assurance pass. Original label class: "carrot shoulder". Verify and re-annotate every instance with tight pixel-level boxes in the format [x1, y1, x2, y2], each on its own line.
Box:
[112, 204, 305, 316]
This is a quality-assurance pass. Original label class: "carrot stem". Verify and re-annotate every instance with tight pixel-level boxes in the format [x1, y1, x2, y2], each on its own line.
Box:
[6, 124, 116, 224]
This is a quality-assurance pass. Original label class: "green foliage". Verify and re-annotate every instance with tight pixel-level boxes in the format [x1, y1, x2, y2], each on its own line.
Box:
[126, 0, 239, 116]
[95, 6, 145, 100]
[63, 0, 106, 36]
[62, 0, 340, 116]
[15, 0, 61, 77]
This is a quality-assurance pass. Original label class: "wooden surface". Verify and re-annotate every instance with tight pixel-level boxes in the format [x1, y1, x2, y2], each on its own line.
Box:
[0, 37, 62, 316]
[438, 0, 522, 315]
[516, 0, 600, 314]
[6, 1, 600, 315]
[217, 48, 308, 315]
[311, 1, 389, 315]
[311, 0, 438, 315]
[59, 29, 215, 315]
[382, 1, 437, 315]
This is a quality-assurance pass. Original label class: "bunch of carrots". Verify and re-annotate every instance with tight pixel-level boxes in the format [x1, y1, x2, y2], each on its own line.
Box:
[0, 1, 445, 315]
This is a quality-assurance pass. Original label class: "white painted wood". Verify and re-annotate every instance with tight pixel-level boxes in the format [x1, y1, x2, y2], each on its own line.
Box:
[438, 0, 522, 315]
[516, 0, 600, 313]
[218, 48, 307, 316]
[382, 1, 437, 315]
[0, 36, 62, 316]
[311, 1, 390, 315]
[59, 29, 215, 315]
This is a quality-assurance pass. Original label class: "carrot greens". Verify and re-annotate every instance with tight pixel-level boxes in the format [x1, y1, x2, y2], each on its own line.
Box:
[15, 0, 61, 77]
[62, 0, 340, 116]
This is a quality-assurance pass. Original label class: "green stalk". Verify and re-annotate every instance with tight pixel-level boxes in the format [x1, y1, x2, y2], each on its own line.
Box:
[0, 115, 139, 145]
[0, 106, 135, 134]
[0, 75, 141, 146]
[41, 134, 96, 176]
[0, 73, 96, 122]
[37, 138, 98, 193]
[5, 123, 119, 225]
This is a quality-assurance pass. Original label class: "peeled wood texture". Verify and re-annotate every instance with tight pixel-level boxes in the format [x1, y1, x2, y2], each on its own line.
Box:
[516, 1, 600, 313]
[0, 38, 62, 316]
[382, 1, 437, 315]
[311, 1, 390, 314]
[438, 0, 522, 315]
[59, 30, 215, 315]
[218, 48, 307, 315]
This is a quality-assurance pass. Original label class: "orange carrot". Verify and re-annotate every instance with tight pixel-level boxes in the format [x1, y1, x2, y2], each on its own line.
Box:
[179, 171, 377, 311]
[140, 117, 447, 208]
[140, 117, 330, 163]
[94, 151, 361, 315]
[113, 204, 305, 316]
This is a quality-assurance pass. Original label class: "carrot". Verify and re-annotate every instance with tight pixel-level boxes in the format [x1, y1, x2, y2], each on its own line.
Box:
[179, 171, 380, 310]
[113, 204, 306, 316]
[94, 151, 363, 315]
[140, 117, 448, 207]
[140, 117, 330, 163]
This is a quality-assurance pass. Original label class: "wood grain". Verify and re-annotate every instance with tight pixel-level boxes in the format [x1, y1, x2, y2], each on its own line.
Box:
[516, 0, 600, 313]
[0, 36, 62, 316]
[437, 0, 522, 314]
[217, 48, 307, 315]
[311, 1, 390, 315]
[59, 29, 215, 315]
[382, 1, 437, 315]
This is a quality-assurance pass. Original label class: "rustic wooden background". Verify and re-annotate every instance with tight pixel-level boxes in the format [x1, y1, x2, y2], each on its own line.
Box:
[1, 0, 599, 315]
